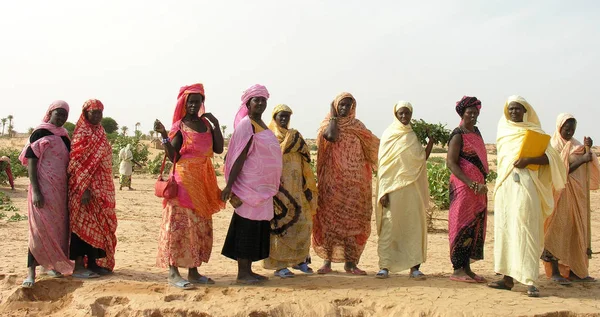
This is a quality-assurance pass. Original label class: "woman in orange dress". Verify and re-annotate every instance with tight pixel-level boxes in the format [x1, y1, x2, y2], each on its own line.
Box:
[154, 83, 225, 289]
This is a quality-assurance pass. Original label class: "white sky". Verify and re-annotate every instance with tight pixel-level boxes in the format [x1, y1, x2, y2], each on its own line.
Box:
[1, 0, 599, 143]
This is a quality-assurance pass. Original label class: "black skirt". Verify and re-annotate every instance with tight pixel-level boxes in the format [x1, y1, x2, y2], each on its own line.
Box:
[221, 212, 270, 262]
[69, 233, 106, 261]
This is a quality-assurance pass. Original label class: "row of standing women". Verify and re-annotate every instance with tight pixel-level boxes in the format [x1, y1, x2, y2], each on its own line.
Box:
[21, 84, 598, 299]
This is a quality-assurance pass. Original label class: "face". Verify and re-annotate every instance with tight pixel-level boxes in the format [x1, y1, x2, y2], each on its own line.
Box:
[462, 106, 480, 125]
[560, 119, 577, 141]
[395, 107, 412, 125]
[49, 108, 68, 127]
[186, 93, 204, 116]
[85, 109, 103, 125]
[274, 111, 291, 129]
[507, 102, 527, 122]
[247, 96, 267, 116]
[337, 97, 353, 117]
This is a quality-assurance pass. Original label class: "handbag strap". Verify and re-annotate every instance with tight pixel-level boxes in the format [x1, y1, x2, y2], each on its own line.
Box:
[158, 153, 178, 176]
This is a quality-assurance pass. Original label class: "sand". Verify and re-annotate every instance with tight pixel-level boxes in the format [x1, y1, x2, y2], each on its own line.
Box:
[0, 139, 599, 317]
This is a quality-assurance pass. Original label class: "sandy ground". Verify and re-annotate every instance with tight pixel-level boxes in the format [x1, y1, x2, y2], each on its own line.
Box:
[0, 139, 599, 316]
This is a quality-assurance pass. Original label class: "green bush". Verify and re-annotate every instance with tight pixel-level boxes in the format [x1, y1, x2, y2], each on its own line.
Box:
[428, 156, 446, 165]
[110, 134, 150, 174]
[427, 161, 451, 210]
[148, 153, 172, 175]
[411, 119, 451, 147]
[0, 147, 28, 184]
[487, 170, 498, 183]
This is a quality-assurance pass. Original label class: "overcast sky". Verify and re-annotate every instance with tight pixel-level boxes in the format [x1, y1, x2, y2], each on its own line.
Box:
[1, 0, 598, 143]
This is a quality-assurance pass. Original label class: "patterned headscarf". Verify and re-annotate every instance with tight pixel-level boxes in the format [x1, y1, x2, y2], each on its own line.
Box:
[455, 96, 482, 117]
[268, 104, 294, 142]
[42, 100, 70, 123]
[172, 83, 206, 126]
[234, 84, 270, 129]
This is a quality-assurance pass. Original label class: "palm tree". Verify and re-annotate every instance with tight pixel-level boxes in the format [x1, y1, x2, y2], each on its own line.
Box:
[135, 122, 141, 132]
[121, 126, 129, 136]
[7, 115, 13, 128]
[7, 115, 14, 137]
[149, 130, 155, 139]
[1, 118, 6, 135]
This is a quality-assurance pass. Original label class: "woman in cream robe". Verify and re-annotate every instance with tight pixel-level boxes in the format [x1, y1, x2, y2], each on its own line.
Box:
[488, 95, 566, 297]
[375, 101, 434, 279]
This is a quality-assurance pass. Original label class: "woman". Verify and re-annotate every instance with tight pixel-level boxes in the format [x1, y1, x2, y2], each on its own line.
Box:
[264, 104, 318, 278]
[313, 92, 379, 275]
[375, 101, 433, 279]
[154, 83, 225, 289]
[118, 144, 137, 190]
[488, 95, 566, 297]
[0, 156, 15, 190]
[68, 99, 117, 278]
[221, 84, 282, 284]
[19, 101, 74, 288]
[446, 96, 489, 283]
[542, 113, 599, 283]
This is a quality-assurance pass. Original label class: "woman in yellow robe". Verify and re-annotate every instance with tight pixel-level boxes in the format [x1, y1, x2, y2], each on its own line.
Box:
[488, 95, 566, 297]
[375, 101, 434, 279]
[542, 113, 599, 283]
[263, 104, 318, 278]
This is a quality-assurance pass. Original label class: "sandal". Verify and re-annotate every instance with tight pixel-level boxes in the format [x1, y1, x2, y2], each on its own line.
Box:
[317, 265, 332, 274]
[487, 280, 513, 290]
[188, 275, 215, 284]
[169, 279, 195, 290]
[551, 276, 572, 285]
[450, 275, 477, 283]
[21, 277, 35, 289]
[292, 263, 314, 274]
[376, 269, 389, 279]
[527, 286, 540, 297]
[345, 267, 367, 275]
[472, 275, 487, 283]
[46, 270, 64, 278]
[274, 268, 295, 278]
[570, 276, 596, 283]
[235, 278, 261, 285]
[409, 270, 426, 280]
[72, 270, 100, 279]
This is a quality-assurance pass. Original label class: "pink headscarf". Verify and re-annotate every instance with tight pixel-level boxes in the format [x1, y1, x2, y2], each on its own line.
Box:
[43, 100, 70, 123]
[234, 84, 270, 129]
[172, 84, 206, 126]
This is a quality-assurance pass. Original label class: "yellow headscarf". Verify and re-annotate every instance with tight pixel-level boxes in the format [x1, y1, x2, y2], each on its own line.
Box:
[376, 100, 426, 209]
[495, 95, 566, 217]
[268, 104, 293, 142]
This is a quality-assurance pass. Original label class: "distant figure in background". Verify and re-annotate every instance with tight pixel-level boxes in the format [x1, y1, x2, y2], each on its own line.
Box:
[19, 100, 74, 288]
[0, 156, 15, 190]
[68, 99, 117, 278]
[118, 144, 140, 190]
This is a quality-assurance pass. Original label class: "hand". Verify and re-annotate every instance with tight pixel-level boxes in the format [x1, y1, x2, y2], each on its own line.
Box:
[426, 127, 436, 144]
[329, 101, 338, 118]
[81, 189, 91, 205]
[154, 120, 167, 136]
[584, 136, 593, 148]
[513, 158, 530, 169]
[379, 194, 390, 208]
[201, 112, 219, 126]
[476, 183, 488, 195]
[305, 189, 313, 201]
[583, 151, 594, 163]
[32, 189, 44, 208]
[221, 186, 232, 202]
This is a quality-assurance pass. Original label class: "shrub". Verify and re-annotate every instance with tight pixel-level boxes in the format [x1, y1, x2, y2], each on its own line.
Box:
[110, 134, 150, 174]
[148, 153, 172, 175]
[0, 147, 28, 184]
[428, 156, 446, 165]
[411, 119, 451, 147]
[427, 161, 451, 210]
[487, 170, 498, 183]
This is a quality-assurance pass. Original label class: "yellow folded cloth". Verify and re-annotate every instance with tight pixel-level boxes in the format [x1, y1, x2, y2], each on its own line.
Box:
[518, 130, 551, 170]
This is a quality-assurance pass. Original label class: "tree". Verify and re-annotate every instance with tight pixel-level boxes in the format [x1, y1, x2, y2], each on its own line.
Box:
[221, 125, 227, 136]
[6, 115, 13, 137]
[101, 117, 119, 134]
[7, 115, 13, 128]
[63, 122, 76, 137]
[149, 130, 155, 139]
[121, 126, 129, 136]
[0, 118, 6, 135]
[27, 127, 34, 135]
[135, 122, 141, 132]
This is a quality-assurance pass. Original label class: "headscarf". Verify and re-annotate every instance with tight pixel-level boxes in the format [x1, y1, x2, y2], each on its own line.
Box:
[19, 100, 70, 165]
[234, 84, 270, 129]
[495, 95, 566, 217]
[376, 100, 426, 211]
[455, 96, 481, 117]
[267, 104, 294, 142]
[119, 144, 133, 161]
[317, 92, 379, 166]
[551, 113, 600, 190]
[171, 83, 205, 126]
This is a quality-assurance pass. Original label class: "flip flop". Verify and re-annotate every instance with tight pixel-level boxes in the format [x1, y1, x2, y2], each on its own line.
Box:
[450, 275, 477, 283]
[345, 267, 367, 275]
[317, 266, 332, 274]
[409, 270, 426, 280]
[72, 270, 100, 279]
[90, 267, 113, 276]
[43, 270, 64, 278]
[235, 278, 261, 285]
[274, 268, 295, 278]
[472, 275, 487, 283]
[376, 269, 389, 279]
[487, 280, 513, 290]
[21, 277, 35, 289]
[292, 263, 314, 274]
[551, 276, 572, 285]
[169, 279, 195, 290]
[569, 276, 597, 283]
[527, 286, 540, 298]
[188, 276, 215, 284]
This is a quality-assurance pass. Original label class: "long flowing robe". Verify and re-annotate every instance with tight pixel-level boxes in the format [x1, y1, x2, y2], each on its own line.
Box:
[543, 113, 600, 278]
[264, 105, 318, 269]
[376, 102, 428, 272]
[313, 92, 379, 263]
[493, 96, 566, 285]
